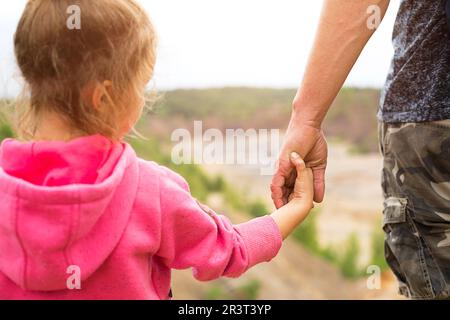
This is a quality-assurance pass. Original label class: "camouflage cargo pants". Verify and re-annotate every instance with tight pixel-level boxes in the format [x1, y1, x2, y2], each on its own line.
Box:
[379, 120, 450, 299]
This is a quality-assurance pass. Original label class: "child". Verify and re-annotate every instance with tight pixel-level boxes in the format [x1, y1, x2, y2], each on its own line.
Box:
[0, 0, 314, 299]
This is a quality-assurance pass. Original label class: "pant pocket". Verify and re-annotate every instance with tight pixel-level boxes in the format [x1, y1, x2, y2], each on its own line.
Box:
[383, 197, 436, 299]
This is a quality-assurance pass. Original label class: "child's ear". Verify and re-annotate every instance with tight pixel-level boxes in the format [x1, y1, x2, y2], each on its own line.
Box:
[91, 81, 113, 111]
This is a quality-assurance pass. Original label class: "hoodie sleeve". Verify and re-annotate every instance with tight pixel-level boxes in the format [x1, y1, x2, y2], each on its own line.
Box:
[156, 166, 282, 281]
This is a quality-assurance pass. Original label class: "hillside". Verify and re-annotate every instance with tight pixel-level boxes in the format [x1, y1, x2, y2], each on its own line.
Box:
[150, 87, 381, 153]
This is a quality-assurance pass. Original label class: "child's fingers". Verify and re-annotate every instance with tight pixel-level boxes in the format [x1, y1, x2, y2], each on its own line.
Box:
[290, 152, 306, 173]
[289, 152, 314, 202]
[296, 168, 314, 197]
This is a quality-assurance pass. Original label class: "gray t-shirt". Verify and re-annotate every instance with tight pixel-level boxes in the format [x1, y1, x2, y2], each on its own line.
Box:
[379, 0, 450, 123]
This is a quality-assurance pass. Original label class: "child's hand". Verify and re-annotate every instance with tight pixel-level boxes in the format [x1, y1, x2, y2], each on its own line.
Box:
[270, 152, 315, 240]
[287, 152, 314, 209]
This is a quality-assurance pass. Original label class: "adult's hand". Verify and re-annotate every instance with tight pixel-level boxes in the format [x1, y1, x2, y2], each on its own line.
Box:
[271, 112, 327, 209]
[271, 0, 390, 208]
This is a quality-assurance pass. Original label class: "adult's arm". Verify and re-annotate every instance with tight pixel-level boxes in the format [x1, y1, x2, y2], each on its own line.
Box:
[271, 0, 390, 208]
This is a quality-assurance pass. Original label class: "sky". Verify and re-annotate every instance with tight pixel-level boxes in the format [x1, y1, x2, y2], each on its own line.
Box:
[0, 0, 401, 97]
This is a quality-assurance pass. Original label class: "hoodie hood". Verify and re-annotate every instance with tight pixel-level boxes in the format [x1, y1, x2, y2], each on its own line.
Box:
[0, 135, 139, 291]
[0, 135, 124, 187]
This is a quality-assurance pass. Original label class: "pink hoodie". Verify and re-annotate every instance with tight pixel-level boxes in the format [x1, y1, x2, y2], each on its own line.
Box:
[0, 135, 282, 299]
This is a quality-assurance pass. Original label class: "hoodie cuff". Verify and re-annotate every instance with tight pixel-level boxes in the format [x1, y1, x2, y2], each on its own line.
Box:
[235, 215, 283, 270]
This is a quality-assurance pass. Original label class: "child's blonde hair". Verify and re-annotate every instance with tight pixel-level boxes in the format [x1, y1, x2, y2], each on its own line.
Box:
[14, 0, 157, 140]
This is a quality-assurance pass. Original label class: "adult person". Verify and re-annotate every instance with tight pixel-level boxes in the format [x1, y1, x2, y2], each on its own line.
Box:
[271, 0, 450, 299]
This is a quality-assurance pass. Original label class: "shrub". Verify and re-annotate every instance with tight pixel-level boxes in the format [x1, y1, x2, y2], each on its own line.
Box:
[248, 200, 268, 217]
[234, 280, 261, 300]
[339, 233, 363, 279]
[0, 122, 14, 142]
[204, 285, 225, 300]
[292, 210, 320, 253]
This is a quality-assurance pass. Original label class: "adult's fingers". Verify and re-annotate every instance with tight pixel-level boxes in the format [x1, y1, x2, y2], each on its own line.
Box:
[271, 158, 293, 209]
[286, 170, 297, 188]
[312, 167, 326, 203]
[271, 172, 286, 209]
[270, 182, 286, 199]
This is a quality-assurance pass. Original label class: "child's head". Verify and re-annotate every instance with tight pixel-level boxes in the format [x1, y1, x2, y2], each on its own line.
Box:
[14, 0, 157, 141]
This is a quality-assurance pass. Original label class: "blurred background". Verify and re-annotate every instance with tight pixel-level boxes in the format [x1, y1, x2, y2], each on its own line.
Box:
[0, 0, 404, 299]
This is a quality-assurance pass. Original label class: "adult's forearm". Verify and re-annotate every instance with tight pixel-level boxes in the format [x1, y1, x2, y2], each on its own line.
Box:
[293, 0, 390, 128]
